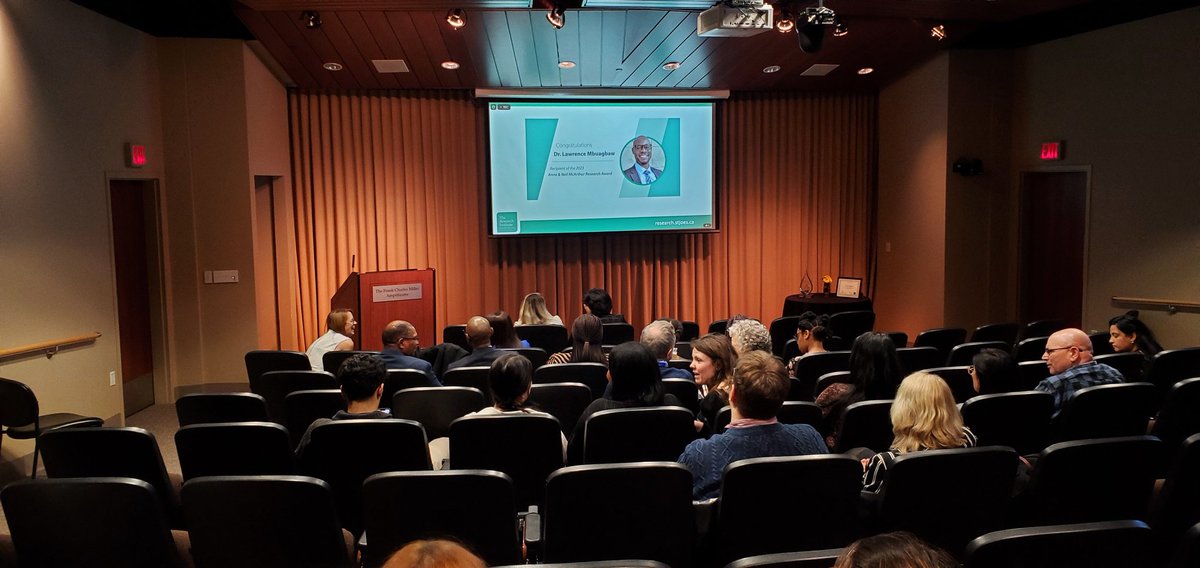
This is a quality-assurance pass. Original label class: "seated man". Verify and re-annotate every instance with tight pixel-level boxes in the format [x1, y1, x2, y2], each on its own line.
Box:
[379, 320, 439, 386]
[1035, 328, 1125, 418]
[678, 351, 827, 500]
[642, 320, 693, 381]
[445, 316, 504, 371]
[295, 353, 390, 455]
[583, 287, 626, 324]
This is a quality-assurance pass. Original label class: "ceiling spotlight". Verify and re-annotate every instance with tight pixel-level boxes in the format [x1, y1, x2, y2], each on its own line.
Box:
[558, 60, 576, 69]
[763, 65, 781, 74]
[441, 61, 460, 70]
[546, 6, 566, 29]
[931, 24, 947, 41]
[857, 67, 874, 75]
[301, 11, 322, 30]
[322, 62, 343, 71]
[446, 8, 467, 29]
[832, 19, 848, 37]
[776, 17, 795, 33]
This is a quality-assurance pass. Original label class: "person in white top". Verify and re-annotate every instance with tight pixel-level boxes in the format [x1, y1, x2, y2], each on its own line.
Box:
[306, 308, 357, 371]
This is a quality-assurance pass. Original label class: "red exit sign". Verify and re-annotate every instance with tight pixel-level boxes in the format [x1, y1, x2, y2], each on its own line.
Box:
[1040, 141, 1064, 161]
[126, 143, 147, 168]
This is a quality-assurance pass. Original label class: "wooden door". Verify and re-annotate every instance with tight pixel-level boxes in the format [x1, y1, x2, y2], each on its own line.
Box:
[1018, 171, 1088, 329]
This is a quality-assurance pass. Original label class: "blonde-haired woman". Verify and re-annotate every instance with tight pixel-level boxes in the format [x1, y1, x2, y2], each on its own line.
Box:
[516, 292, 563, 326]
[861, 372, 976, 493]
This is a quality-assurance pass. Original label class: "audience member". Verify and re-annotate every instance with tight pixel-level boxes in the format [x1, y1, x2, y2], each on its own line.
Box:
[446, 316, 504, 371]
[487, 310, 529, 348]
[678, 351, 826, 499]
[727, 318, 771, 355]
[969, 348, 1017, 395]
[787, 311, 831, 377]
[861, 372, 977, 493]
[295, 353, 389, 455]
[567, 342, 683, 464]
[429, 353, 567, 468]
[1036, 328, 1124, 417]
[516, 292, 562, 326]
[379, 320, 439, 386]
[833, 532, 958, 568]
[816, 332, 904, 449]
[382, 539, 486, 568]
[546, 314, 607, 365]
[642, 320, 693, 380]
[690, 333, 737, 432]
[305, 308, 357, 371]
[1108, 310, 1163, 360]
[583, 287, 626, 323]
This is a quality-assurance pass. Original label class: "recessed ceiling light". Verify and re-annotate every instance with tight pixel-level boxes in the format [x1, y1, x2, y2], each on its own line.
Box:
[441, 61, 460, 70]
[763, 65, 781, 74]
[662, 61, 681, 71]
[558, 60, 576, 69]
[857, 67, 874, 75]
[322, 62, 343, 71]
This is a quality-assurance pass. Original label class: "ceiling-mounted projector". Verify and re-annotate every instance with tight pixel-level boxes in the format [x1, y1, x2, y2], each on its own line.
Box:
[698, 2, 773, 37]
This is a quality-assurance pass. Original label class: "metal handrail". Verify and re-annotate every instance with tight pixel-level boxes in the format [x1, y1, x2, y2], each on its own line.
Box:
[0, 332, 102, 362]
[1111, 296, 1200, 315]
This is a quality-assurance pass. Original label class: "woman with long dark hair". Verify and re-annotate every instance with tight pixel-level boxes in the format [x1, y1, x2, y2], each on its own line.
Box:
[486, 310, 528, 348]
[547, 313, 607, 365]
[815, 332, 904, 449]
[1108, 310, 1163, 360]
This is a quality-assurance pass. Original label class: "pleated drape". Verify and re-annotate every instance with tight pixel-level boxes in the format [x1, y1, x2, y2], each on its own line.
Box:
[281, 89, 876, 349]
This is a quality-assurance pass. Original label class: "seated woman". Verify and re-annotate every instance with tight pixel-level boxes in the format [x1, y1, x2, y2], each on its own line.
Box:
[487, 311, 529, 348]
[429, 353, 567, 469]
[970, 348, 1019, 395]
[546, 314, 607, 366]
[583, 287, 625, 323]
[515, 292, 563, 326]
[816, 332, 904, 450]
[1108, 310, 1164, 361]
[305, 308, 357, 371]
[787, 311, 832, 377]
[566, 342, 683, 464]
[690, 333, 737, 433]
[861, 372, 977, 493]
[833, 532, 958, 568]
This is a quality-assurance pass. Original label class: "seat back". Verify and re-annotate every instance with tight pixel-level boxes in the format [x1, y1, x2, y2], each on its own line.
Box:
[961, 391, 1054, 455]
[449, 414, 564, 508]
[924, 366, 979, 403]
[964, 520, 1153, 568]
[879, 447, 1018, 555]
[813, 371, 851, 401]
[39, 427, 180, 524]
[1, 477, 183, 568]
[1054, 382, 1156, 442]
[1090, 331, 1116, 355]
[601, 322, 635, 345]
[970, 322, 1019, 346]
[884, 331, 909, 350]
[1017, 360, 1051, 390]
[284, 389, 345, 448]
[381, 369, 434, 407]
[828, 311, 876, 347]
[768, 316, 801, 356]
[182, 475, 352, 568]
[778, 401, 822, 428]
[680, 320, 701, 342]
[913, 328, 967, 362]
[1151, 377, 1200, 450]
[1013, 336, 1050, 362]
[543, 463, 694, 567]
[834, 399, 893, 453]
[534, 362, 609, 399]
[363, 470, 520, 567]
[1094, 352, 1147, 382]
[1147, 347, 1200, 395]
[1021, 319, 1064, 341]
[296, 419, 431, 533]
[708, 319, 728, 334]
[501, 347, 550, 369]
[1149, 433, 1200, 550]
[791, 351, 850, 401]
[442, 366, 491, 394]
[662, 379, 700, 415]
[716, 455, 861, 563]
[896, 347, 943, 376]
[245, 350, 311, 383]
[0, 376, 39, 429]
[175, 392, 269, 426]
[723, 549, 846, 568]
[392, 387, 487, 439]
[528, 382, 594, 435]
[175, 422, 295, 480]
[515, 324, 569, 353]
[948, 341, 1010, 367]
[250, 369, 337, 424]
[322, 350, 379, 376]
[442, 324, 470, 350]
[583, 407, 696, 464]
[1029, 435, 1162, 524]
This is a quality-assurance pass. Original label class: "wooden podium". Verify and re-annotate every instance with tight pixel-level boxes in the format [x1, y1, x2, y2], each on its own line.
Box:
[330, 269, 435, 351]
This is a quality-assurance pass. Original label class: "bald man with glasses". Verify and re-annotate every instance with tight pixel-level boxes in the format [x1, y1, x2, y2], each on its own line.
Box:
[1034, 328, 1125, 417]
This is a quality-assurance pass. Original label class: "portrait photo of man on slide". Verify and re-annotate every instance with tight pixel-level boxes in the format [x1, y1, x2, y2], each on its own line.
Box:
[622, 135, 664, 185]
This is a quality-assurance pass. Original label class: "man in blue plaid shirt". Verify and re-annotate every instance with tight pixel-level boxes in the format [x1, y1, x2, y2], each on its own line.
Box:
[1035, 328, 1125, 417]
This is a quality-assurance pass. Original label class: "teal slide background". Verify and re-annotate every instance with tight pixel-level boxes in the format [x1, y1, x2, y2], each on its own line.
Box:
[525, 118, 558, 200]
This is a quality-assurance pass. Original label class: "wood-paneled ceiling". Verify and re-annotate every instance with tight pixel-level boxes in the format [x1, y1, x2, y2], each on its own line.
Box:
[75, 0, 1200, 93]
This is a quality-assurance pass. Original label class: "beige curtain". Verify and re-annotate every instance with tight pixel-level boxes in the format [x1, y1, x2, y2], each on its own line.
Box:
[280, 89, 875, 349]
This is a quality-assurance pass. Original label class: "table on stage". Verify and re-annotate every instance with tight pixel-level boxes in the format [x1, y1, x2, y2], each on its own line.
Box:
[782, 294, 873, 317]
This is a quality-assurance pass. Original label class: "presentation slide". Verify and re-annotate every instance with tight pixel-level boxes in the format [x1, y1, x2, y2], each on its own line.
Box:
[487, 101, 716, 236]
